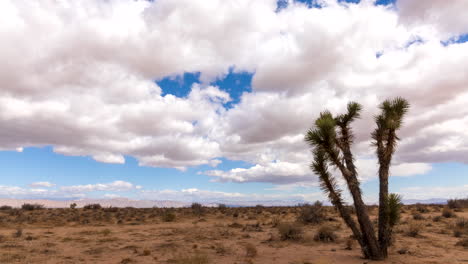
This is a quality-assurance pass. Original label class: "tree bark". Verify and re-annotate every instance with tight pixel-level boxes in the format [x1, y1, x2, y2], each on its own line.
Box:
[328, 149, 383, 260]
[378, 129, 395, 258]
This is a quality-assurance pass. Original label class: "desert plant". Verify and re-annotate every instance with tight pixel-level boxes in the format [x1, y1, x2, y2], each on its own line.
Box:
[456, 218, 468, 229]
[0, 205, 13, 210]
[297, 201, 326, 225]
[448, 198, 468, 209]
[83, 204, 102, 210]
[191, 203, 204, 217]
[13, 228, 23, 238]
[412, 213, 424, 220]
[305, 98, 409, 260]
[161, 211, 176, 222]
[313, 225, 338, 242]
[70, 203, 77, 209]
[456, 238, 468, 248]
[21, 203, 44, 211]
[277, 223, 303, 241]
[170, 252, 209, 264]
[217, 204, 227, 213]
[405, 222, 423, 237]
[442, 208, 456, 218]
[244, 243, 257, 258]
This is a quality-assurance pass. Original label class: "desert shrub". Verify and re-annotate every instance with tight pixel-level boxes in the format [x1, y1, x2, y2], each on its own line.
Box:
[456, 218, 468, 229]
[456, 238, 468, 248]
[448, 198, 468, 209]
[69, 203, 77, 209]
[345, 237, 355, 250]
[213, 243, 228, 255]
[161, 211, 176, 222]
[217, 204, 227, 213]
[313, 225, 338, 242]
[415, 203, 429, 213]
[277, 223, 303, 241]
[21, 203, 44, 211]
[83, 204, 102, 210]
[388, 193, 403, 227]
[442, 208, 456, 218]
[297, 201, 325, 225]
[13, 228, 22, 238]
[412, 213, 424, 220]
[0, 205, 13, 210]
[169, 252, 209, 264]
[432, 215, 443, 222]
[191, 203, 204, 216]
[244, 243, 257, 258]
[255, 204, 264, 214]
[405, 222, 423, 237]
[104, 206, 119, 213]
[454, 229, 463, 238]
[271, 216, 281, 227]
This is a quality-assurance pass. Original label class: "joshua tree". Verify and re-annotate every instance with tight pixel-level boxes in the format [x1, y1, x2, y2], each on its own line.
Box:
[305, 97, 409, 260]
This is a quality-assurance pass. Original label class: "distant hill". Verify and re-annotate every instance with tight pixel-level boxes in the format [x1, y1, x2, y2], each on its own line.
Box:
[0, 197, 450, 208]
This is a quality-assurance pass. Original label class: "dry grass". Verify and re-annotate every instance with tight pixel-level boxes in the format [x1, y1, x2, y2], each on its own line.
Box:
[0, 204, 465, 263]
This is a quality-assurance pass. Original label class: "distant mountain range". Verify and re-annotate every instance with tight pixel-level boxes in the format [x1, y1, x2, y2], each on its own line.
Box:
[0, 197, 450, 208]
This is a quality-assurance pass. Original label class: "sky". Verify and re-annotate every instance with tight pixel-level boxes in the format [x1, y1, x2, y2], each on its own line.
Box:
[0, 0, 468, 204]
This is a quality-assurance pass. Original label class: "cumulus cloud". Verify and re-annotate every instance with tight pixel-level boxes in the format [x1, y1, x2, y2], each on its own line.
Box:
[29, 182, 56, 188]
[60, 181, 138, 193]
[398, 185, 468, 200]
[0, 0, 466, 187]
[397, 0, 468, 37]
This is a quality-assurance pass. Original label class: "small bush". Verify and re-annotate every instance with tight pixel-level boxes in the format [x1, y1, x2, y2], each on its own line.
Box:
[345, 238, 355, 250]
[0, 205, 13, 210]
[432, 215, 443, 222]
[21, 203, 44, 211]
[448, 199, 468, 209]
[456, 218, 468, 229]
[244, 243, 257, 258]
[405, 222, 423, 237]
[191, 203, 204, 216]
[83, 204, 102, 210]
[169, 253, 209, 264]
[298, 201, 325, 225]
[69, 203, 77, 209]
[277, 223, 303, 241]
[415, 204, 429, 213]
[271, 216, 281, 227]
[313, 225, 338, 243]
[161, 211, 176, 222]
[442, 208, 456, 218]
[217, 204, 227, 213]
[412, 213, 424, 220]
[453, 229, 463, 238]
[456, 238, 468, 248]
[13, 228, 22, 238]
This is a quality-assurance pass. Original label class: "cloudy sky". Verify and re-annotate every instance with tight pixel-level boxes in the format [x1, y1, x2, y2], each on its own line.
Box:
[0, 0, 467, 204]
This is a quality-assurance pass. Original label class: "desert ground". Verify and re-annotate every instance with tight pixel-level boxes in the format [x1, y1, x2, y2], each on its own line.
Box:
[0, 203, 467, 264]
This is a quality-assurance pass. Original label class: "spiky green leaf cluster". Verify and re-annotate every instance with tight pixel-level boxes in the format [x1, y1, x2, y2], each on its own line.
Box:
[387, 193, 402, 227]
[372, 97, 409, 141]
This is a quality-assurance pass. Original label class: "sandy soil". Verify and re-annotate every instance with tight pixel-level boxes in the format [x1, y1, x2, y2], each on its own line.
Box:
[0, 205, 466, 263]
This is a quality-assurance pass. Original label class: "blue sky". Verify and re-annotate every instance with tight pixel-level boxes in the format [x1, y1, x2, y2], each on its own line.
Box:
[0, 0, 467, 204]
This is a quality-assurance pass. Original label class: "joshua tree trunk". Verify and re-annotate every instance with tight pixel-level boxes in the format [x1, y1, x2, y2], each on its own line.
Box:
[378, 130, 395, 257]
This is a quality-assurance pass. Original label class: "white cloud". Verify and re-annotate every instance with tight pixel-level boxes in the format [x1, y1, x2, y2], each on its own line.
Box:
[140, 187, 322, 204]
[60, 181, 138, 193]
[0, 0, 466, 187]
[29, 182, 56, 188]
[397, 0, 468, 37]
[398, 185, 468, 200]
